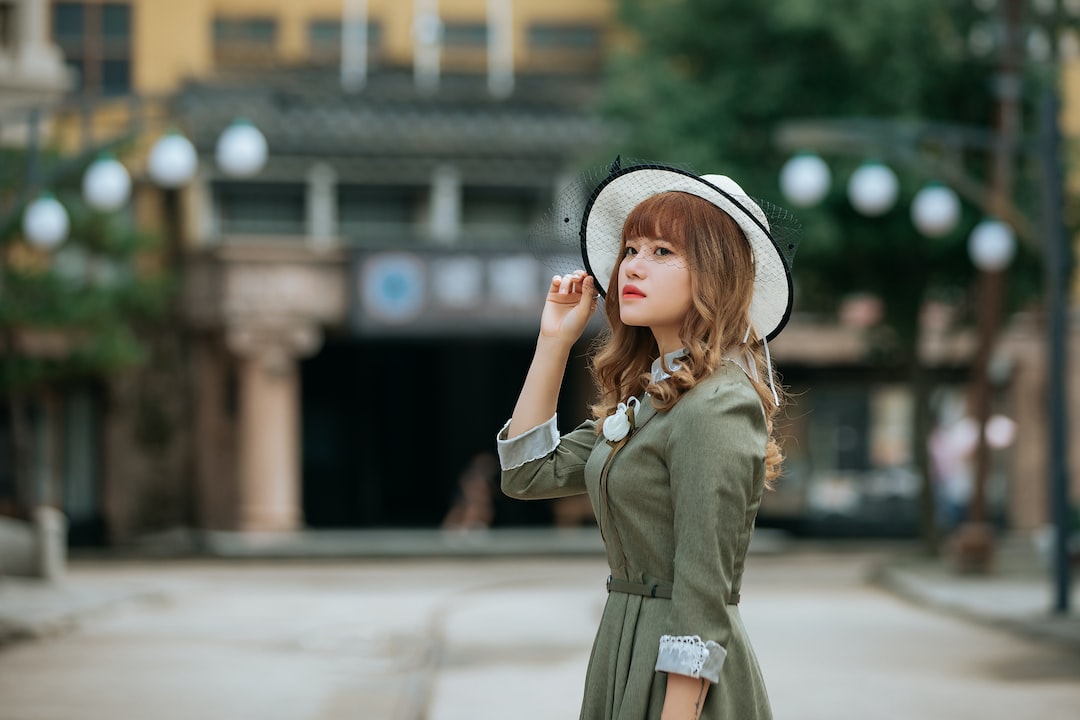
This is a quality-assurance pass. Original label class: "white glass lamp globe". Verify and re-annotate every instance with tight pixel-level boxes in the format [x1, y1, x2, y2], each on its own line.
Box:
[911, 183, 961, 238]
[82, 153, 131, 212]
[968, 218, 1016, 271]
[216, 119, 268, 177]
[148, 132, 198, 188]
[848, 162, 900, 217]
[779, 153, 831, 208]
[22, 193, 70, 250]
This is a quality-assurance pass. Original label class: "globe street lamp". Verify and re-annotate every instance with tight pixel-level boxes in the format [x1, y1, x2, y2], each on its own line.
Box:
[21, 193, 70, 250]
[847, 161, 900, 217]
[779, 152, 831, 208]
[148, 131, 198, 189]
[215, 118, 268, 178]
[968, 218, 1017, 272]
[780, 157, 962, 240]
[911, 183, 962, 239]
[82, 153, 132, 213]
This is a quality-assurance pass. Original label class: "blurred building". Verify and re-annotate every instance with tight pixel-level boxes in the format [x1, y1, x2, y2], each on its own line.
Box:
[23, 0, 614, 539]
[1, 0, 1076, 544]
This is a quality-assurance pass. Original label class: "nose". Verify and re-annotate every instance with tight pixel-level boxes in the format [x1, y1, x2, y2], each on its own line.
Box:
[623, 254, 646, 278]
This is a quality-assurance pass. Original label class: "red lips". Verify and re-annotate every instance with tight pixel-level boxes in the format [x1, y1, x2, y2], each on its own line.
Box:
[622, 284, 646, 298]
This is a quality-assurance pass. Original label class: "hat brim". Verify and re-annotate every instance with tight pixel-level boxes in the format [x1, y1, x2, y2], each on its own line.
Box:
[580, 165, 793, 342]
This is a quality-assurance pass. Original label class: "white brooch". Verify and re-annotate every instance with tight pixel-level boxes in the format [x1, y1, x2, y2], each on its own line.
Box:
[603, 397, 640, 443]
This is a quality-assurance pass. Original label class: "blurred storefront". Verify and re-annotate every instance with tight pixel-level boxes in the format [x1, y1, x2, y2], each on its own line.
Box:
[178, 62, 610, 532]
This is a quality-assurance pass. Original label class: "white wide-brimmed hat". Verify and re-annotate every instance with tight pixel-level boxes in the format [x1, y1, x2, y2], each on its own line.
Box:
[579, 161, 797, 342]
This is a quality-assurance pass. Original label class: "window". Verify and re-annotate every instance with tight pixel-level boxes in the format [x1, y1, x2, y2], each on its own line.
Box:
[442, 21, 487, 47]
[461, 187, 537, 246]
[338, 186, 420, 245]
[216, 182, 305, 237]
[213, 16, 277, 66]
[528, 23, 601, 50]
[526, 23, 603, 71]
[308, 19, 382, 64]
[440, 21, 489, 72]
[51, 2, 132, 95]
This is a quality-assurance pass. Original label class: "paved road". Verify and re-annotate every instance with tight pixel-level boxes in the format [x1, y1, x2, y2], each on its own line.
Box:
[1, 550, 1078, 720]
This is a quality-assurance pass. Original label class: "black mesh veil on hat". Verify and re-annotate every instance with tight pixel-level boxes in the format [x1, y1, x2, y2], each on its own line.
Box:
[528, 157, 801, 342]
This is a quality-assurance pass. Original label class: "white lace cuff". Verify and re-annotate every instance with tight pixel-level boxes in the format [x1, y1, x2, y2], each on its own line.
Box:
[655, 634, 727, 684]
[496, 415, 560, 470]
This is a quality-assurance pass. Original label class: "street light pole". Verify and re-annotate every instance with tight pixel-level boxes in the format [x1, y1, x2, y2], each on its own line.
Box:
[950, 0, 1024, 574]
[1039, 88, 1073, 614]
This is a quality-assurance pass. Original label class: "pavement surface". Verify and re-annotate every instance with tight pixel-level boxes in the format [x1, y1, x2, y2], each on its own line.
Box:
[0, 529, 1078, 719]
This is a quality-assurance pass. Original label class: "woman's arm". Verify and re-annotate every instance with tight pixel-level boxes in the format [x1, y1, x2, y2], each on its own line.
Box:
[507, 270, 596, 437]
[662, 674, 710, 720]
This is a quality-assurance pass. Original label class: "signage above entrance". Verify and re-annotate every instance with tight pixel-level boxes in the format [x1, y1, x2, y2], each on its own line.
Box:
[350, 249, 598, 337]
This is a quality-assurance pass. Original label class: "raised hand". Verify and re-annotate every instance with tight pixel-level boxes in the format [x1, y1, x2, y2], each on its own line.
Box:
[540, 270, 598, 346]
[507, 270, 599, 437]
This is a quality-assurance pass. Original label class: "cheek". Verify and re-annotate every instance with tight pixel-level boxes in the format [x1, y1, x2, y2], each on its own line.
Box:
[673, 273, 695, 314]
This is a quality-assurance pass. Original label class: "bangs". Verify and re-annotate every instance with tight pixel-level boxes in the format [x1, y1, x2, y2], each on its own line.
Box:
[621, 192, 698, 246]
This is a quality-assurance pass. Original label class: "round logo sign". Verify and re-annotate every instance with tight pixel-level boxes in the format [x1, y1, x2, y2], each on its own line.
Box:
[361, 253, 426, 324]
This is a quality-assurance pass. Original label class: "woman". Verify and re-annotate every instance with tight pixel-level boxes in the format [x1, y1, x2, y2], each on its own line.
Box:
[497, 162, 795, 719]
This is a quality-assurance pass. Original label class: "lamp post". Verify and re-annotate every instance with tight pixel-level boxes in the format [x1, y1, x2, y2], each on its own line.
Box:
[6, 101, 267, 549]
[776, 0, 1077, 592]
[951, 216, 1016, 573]
[776, 89, 1071, 605]
[778, 149, 1014, 558]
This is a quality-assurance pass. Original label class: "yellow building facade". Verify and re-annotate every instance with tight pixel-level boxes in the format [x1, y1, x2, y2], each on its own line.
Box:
[73, 0, 615, 95]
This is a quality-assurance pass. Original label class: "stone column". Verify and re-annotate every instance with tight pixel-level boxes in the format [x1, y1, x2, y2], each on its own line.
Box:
[227, 323, 321, 532]
[429, 164, 461, 244]
[306, 162, 338, 249]
[16, 0, 66, 78]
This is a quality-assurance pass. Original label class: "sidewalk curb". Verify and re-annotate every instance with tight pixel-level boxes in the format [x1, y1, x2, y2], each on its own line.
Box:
[870, 559, 1080, 657]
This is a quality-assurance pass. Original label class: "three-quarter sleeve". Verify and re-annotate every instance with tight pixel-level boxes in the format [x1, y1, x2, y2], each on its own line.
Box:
[654, 376, 766, 684]
[498, 416, 598, 500]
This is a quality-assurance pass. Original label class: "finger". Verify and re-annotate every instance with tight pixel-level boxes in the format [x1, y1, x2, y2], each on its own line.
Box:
[578, 276, 597, 309]
[559, 273, 577, 295]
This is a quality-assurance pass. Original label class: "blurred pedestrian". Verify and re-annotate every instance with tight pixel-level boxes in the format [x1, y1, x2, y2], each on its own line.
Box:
[497, 161, 797, 719]
[441, 452, 498, 531]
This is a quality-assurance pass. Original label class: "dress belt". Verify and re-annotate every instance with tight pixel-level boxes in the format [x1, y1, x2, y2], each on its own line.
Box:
[605, 576, 740, 605]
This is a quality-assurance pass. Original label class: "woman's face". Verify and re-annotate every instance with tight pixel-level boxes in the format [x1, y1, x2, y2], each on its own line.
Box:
[617, 234, 693, 353]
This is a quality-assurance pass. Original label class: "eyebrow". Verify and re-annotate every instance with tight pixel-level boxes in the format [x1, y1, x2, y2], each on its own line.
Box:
[626, 236, 674, 245]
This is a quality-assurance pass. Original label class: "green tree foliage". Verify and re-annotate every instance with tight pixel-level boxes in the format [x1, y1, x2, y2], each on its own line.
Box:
[603, 0, 1043, 353]
[0, 148, 173, 395]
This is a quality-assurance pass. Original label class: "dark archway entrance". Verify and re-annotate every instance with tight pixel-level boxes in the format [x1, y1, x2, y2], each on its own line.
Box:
[301, 336, 590, 528]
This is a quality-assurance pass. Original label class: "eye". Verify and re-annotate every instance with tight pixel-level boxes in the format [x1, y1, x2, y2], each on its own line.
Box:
[623, 246, 638, 257]
[655, 245, 677, 257]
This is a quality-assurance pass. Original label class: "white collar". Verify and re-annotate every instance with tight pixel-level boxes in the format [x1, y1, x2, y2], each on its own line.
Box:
[651, 348, 687, 383]
[651, 347, 759, 384]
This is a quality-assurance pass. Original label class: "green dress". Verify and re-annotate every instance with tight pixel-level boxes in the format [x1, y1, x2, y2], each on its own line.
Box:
[498, 360, 772, 719]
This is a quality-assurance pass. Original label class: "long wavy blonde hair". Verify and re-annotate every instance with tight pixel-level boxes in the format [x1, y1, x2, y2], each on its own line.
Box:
[589, 191, 785, 484]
